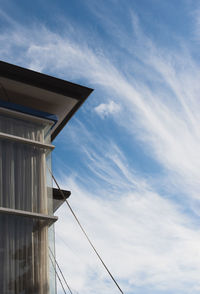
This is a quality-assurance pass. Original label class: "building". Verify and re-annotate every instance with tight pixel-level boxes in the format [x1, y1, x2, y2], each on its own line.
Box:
[0, 60, 93, 294]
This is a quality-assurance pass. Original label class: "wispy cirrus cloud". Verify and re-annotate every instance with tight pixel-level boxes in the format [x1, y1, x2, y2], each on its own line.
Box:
[1, 4, 200, 293]
[55, 119, 200, 293]
[56, 161, 200, 294]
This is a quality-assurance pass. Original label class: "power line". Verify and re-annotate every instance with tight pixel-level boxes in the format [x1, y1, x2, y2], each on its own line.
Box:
[49, 251, 68, 294]
[49, 246, 74, 294]
[49, 168, 124, 294]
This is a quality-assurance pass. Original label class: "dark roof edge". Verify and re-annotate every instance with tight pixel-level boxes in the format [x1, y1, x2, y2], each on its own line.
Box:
[53, 187, 71, 200]
[0, 60, 93, 100]
[51, 94, 90, 141]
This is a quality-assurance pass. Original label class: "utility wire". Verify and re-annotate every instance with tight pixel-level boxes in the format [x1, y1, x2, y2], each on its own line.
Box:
[49, 251, 68, 294]
[49, 168, 124, 294]
[49, 246, 74, 294]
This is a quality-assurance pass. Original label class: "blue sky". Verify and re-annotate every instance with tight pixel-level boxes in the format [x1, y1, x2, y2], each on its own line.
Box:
[1, 0, 200, 293]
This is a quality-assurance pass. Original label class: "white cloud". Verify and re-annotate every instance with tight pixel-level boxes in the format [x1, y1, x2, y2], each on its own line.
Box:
[54, 128, 200, 293]
[1, 7, 200, 294]
[191, 5, 200, 41]
[55, 173, 200, 294]
[94, 100, 121, 118]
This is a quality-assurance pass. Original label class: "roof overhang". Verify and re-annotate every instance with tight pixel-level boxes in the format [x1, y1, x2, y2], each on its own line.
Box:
[53, 188, 71, 213]
[0, 60, 93, 141]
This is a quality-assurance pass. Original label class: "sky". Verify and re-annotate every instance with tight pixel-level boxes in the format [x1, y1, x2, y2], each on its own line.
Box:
[1, 0, 200, 293]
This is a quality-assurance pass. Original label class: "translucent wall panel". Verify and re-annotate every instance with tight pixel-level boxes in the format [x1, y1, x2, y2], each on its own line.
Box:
[48, 225, 57, 294]
[46, 153, 57, 294]
[0, 110, 55, 294]
[0, 141, 48, 214]
[0, 112, 48, 143]
[0, 214, 49, 294]
[0, 110, 53, 215]
[46, 153, 53, 216]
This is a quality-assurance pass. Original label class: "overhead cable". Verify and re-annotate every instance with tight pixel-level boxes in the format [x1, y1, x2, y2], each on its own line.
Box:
[49, 251, 68, 294]
[49, 169, 124, 294]
[49, 246, 74, 294]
